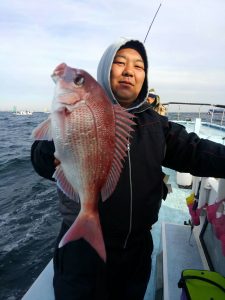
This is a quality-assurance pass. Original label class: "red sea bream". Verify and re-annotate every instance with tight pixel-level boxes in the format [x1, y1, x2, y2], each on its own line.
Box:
[32, 63, 135, 262]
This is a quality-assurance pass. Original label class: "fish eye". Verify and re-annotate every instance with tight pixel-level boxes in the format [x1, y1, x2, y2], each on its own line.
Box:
[74, 75, 85, 87]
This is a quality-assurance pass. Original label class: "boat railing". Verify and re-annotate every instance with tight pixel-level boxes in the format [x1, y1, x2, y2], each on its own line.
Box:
[162, 102, 225, 127]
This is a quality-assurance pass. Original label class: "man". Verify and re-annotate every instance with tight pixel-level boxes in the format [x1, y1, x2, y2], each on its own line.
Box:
[147, 88, 167, 115]
[31, 37, 225, 300]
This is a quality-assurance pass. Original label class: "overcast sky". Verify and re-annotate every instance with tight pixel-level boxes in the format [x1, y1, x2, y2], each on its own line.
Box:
[0, 0, 225, 111]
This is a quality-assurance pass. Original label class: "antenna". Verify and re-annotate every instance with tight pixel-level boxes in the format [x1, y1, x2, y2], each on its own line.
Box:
[143, 0, 164, 44]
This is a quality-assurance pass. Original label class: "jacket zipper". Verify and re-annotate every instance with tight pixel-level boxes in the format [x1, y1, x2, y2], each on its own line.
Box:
[122, 106, 150, 248]
[123, 141, 133, 248]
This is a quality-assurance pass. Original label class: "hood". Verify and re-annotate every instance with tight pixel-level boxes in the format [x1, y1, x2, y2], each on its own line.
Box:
[97, 37, 149, 111]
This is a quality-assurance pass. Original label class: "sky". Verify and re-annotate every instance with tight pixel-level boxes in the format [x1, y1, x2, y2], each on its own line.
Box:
[0, 0, 225, 112]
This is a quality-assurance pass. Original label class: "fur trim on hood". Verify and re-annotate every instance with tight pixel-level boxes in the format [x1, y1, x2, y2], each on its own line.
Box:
[97, 37, 149, 111]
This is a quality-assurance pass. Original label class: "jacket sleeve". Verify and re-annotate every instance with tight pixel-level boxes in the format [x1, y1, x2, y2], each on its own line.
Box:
[163, 121, 225, 178]
[31, 140, 56, 181]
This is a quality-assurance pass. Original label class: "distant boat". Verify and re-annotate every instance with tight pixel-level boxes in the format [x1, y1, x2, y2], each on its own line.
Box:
[207, 108, 224, 115]
[12, 106, 33, 115]
[14, 110, 33, 116]
[43, 108, 50, 114]
[12, 105, 17, 113]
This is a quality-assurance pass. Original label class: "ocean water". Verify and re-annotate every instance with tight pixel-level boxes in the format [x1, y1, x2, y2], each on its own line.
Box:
[0, 112, 61, 300]
[0, 110, 224, 300]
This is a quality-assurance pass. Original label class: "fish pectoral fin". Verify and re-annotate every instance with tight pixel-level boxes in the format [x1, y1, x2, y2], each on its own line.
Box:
[53, 165, 80, 202]
[32, 117, 52, 140]
[59, 214, 106, 262]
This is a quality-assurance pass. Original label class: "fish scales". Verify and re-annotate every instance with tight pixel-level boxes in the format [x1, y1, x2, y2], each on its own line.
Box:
[74, 107, 110, 194]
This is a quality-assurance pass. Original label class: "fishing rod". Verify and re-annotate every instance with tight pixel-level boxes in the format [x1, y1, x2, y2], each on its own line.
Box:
[143, 0, 164, 44]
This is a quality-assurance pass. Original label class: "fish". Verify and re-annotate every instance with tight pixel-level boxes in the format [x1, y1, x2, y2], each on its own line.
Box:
[32, 63, 135, 262]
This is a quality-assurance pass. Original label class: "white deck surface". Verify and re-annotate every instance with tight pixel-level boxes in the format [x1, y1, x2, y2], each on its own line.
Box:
[22, 260, 54, 300]
[144, 167, 191, 299]
[162, 222, 206, 300]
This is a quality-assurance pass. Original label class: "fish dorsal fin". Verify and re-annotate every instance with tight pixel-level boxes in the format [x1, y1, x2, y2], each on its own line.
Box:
[101, 105, 135, 201]
[32, 117, 52, 140]
[53, 165, 80, 203]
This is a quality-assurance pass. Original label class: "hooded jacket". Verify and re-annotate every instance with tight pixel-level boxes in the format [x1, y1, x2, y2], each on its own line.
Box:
[31, 38, 225, 249]
[97, 37, 149, 111]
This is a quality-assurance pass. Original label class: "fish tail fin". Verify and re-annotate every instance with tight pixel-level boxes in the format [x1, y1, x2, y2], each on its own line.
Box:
[58, 213, 106, 262]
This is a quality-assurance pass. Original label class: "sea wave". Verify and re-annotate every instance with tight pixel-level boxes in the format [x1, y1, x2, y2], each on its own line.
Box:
[0, 156, 31, 171]
[0, 112, 60, 300]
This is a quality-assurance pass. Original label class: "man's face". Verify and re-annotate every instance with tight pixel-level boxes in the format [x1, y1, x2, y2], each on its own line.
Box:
[110, 48, 145, 108]
[147, 95, 156, 104]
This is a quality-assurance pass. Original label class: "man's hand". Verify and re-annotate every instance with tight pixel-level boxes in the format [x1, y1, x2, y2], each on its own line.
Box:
[54, 158, 61, 167]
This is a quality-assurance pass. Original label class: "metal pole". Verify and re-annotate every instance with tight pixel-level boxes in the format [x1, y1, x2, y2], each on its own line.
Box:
[221, 109, 225, 126]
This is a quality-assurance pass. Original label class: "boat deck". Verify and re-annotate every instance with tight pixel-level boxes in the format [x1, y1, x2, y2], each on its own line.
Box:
[22, 260, 54, 300]
[155, 222, 207, 300]
[144, 167, 192, 299]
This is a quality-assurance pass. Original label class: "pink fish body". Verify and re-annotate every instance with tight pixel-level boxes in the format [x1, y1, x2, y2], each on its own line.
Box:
[32, 63, 135, 262]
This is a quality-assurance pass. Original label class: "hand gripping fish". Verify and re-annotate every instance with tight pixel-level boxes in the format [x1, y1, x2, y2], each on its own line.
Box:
[32, 63, 135, 262]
